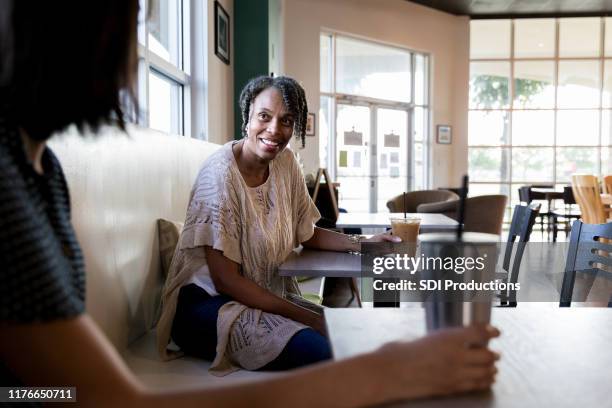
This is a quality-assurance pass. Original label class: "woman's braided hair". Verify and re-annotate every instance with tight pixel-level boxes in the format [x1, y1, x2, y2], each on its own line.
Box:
[239, 75, 308, 148]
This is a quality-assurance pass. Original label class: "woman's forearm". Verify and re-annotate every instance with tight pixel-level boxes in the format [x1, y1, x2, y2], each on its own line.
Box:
[153, 350, 403, 408]
[204, 247, 322, 329]
[302, 227, 358, 252]
[0, 314, 401, 408]
[215, 271, 320, 327]
[2, 314, 498, 408]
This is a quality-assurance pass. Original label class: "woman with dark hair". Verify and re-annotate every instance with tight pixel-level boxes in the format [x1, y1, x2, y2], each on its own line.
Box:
[158, 75, 406, 373]
[0, 1, 499, 405]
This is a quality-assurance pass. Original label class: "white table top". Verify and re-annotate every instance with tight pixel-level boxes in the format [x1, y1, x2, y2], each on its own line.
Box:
[336, 212, 458, 230]
[325, 306, 612, 407]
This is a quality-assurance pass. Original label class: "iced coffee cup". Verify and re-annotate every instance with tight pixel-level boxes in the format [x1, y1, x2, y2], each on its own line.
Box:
[390, 216, 421, 257]
[390, 216, 421, 243]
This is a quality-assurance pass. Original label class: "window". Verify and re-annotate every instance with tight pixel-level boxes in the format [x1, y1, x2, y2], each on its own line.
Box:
[320, 33, 430, 212]
[137, 0, 191, 136]
[468, 18, 612, 219]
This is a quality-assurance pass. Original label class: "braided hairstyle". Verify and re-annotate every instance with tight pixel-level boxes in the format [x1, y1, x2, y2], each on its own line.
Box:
[239, 75, 308, 148]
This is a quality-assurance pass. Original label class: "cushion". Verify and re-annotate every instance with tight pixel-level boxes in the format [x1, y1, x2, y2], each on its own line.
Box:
[157, 219, 184, 278]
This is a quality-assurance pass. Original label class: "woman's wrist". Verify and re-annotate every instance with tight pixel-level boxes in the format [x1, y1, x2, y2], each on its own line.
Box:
[287, 302, 322, 328]
[344, 349, 411, 406]
[367, 344, 423, 402]
[346, 234, 363, 252]
[306, 310, 324, 329]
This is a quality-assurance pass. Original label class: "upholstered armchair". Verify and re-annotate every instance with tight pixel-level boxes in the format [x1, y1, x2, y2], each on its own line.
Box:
[386, 189, 459, 213]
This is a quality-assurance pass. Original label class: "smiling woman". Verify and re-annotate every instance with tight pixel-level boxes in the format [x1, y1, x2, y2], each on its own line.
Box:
[157, 75, 330, 374]
[157, 75, 401, 373]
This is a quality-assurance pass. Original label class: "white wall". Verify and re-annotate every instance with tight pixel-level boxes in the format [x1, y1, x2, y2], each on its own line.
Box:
[280, 0, 469, 188]
[207, 0, 234, 144]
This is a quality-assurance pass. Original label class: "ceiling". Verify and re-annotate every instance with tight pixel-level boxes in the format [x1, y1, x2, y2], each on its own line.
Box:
[409, 0, 612, 19]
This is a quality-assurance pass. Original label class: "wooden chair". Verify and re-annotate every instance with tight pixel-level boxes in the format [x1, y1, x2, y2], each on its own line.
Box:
[499, 203, 540, 307]
[603, 175, 612, 194]
[560, 220, 612, 307]
[571, 174, 608, 224]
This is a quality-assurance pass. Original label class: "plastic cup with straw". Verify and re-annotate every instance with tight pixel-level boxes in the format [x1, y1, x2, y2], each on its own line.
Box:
[390, 191, 420, 251]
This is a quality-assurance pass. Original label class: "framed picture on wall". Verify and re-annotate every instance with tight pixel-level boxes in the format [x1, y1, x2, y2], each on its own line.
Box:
[214, 1, 230, 65]
[306, 113, 316, 136]
[437, 125, 452, 144]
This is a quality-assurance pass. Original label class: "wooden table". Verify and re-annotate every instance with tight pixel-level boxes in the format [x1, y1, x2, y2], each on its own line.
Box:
[325, 306, 612, 407]
[336, 212, 458, 231]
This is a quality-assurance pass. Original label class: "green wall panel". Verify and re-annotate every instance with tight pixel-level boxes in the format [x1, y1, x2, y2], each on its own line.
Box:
[233, 0, 269, 139]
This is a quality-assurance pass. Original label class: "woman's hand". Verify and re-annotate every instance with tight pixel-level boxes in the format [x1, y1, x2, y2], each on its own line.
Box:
[362, 231, 402, 243]
[380, 325, 501, 400]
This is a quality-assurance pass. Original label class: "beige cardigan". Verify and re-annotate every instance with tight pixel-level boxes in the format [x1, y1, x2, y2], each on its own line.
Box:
[156, 142, 321, 375]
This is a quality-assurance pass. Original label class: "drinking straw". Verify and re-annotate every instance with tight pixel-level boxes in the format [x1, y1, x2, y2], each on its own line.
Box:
[403, 192, 407, 219]
[456, 175, 468, 240]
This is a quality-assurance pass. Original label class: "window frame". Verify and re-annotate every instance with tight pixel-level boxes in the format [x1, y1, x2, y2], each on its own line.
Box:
[137, 0, 192, 137]
[468, 17, 612, 218]
[319, 31, 432, 191]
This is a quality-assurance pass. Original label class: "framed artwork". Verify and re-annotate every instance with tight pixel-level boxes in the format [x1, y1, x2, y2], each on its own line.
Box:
[306, 112, 316, 136]
[214, 1, 230, 65]
[437, 125, 452, 144]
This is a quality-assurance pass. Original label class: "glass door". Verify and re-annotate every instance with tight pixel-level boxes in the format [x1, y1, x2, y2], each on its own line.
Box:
[335, 102, 412, 213]
[375, 107, 410, 212]
[335, 103, 372, 212]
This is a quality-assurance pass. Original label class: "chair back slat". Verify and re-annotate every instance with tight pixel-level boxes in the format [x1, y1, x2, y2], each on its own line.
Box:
[518, 186, 531, 204]
[588, 240, 612, 252]
[603, 175, 612, 194]
[503, 204, 539, 272]
[571, 174, 605, 224]
[560, 220, 612, 306]
[500, 203, 540, 306]
[573, 250, 612, 270]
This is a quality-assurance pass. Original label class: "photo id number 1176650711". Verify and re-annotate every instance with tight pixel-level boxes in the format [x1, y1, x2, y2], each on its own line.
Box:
[1, 387, 77, 403]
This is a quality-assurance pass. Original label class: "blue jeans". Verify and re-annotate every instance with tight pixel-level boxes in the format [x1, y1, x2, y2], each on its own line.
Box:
[171, 284, 332, 371]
